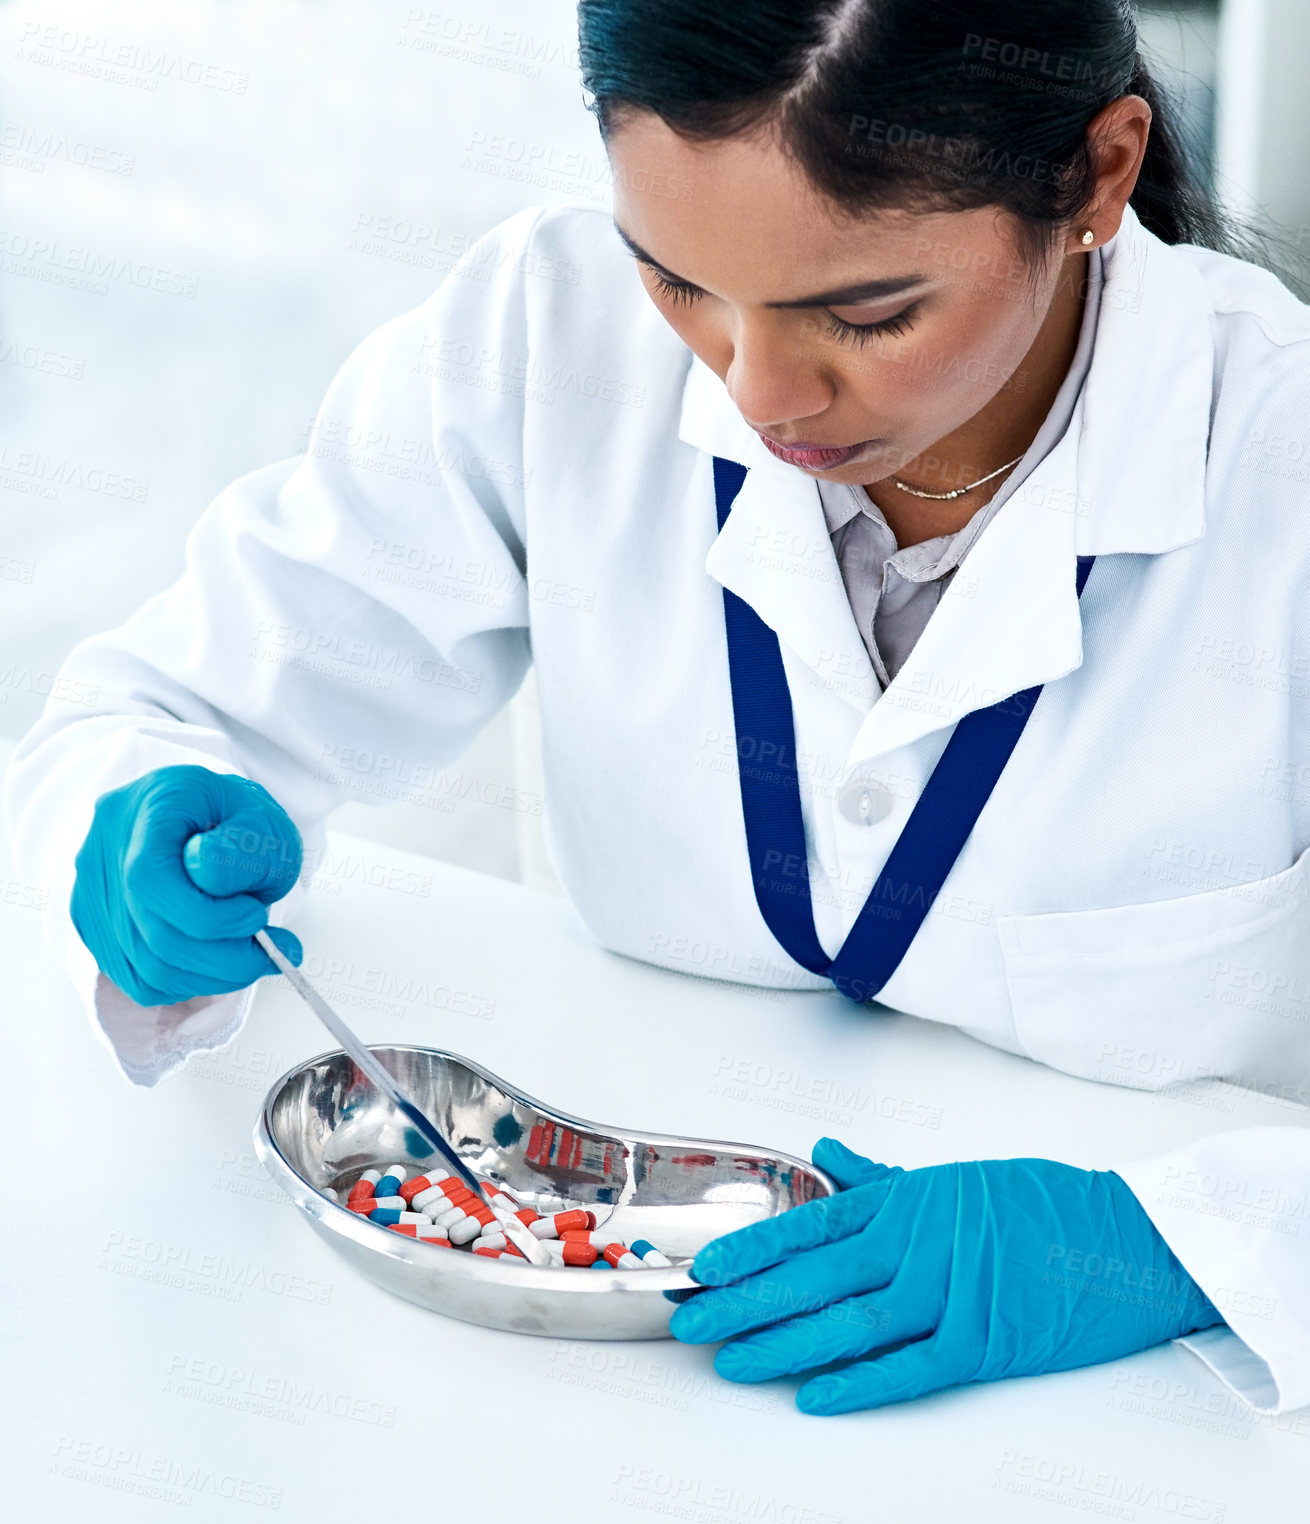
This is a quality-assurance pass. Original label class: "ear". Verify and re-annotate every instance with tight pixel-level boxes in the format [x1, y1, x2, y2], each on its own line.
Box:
[812, 1136, 896, 1190]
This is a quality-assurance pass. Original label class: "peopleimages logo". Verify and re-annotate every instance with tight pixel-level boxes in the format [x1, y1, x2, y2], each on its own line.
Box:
[995, 1452, 1227, 1520]
[51, 1436, 281, 1510]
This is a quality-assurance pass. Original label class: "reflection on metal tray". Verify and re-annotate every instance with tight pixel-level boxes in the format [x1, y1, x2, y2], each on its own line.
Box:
[255, 1045, 836, 1339]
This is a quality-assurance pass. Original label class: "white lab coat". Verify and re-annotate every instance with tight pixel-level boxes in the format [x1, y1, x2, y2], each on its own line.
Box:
[8, 198, 1310, 1412]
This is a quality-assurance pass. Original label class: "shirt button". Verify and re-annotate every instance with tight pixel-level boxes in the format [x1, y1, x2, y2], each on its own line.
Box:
[837, 781, 894, 826]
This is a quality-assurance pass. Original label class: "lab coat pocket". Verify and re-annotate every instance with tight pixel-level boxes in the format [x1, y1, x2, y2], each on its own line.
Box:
[997, 843, 1310, 1097]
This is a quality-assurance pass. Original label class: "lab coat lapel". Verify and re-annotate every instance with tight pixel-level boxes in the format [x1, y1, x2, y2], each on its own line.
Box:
[680, 353, 880, 713]
[678, 202, 1212, 757]
[851, 421, 1087, 760]
[852, 205, 1212, 759]
[679, 352, 1084, 749]
[1073, 205, 1211, 558]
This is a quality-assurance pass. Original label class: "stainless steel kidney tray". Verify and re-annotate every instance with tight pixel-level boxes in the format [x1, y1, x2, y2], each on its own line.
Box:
[255, 1045, 835, 1339]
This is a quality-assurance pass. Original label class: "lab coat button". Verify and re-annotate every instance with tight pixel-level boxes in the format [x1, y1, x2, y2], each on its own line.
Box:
[837, 781, 894, 826]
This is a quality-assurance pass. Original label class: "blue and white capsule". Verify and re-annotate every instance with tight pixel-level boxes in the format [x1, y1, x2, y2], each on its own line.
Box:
[629, 1239, 673, 1267]
[374, 1164, 410, 1199]
[369, 1208, 429, 1227]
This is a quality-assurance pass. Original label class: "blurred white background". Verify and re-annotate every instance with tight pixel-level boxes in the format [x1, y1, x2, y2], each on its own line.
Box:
[0, 0, 1303, 893]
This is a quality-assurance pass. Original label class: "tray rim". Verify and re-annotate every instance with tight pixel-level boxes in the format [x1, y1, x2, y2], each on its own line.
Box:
[254, 1042, 838, 1296]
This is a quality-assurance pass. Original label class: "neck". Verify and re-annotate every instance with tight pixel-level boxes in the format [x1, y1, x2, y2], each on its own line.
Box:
[863, 252, 1091, 549]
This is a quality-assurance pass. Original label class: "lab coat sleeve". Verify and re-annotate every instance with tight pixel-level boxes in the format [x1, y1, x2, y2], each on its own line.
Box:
[1115, 1125, 1310, 1413]
[2, 203, 548, 1086]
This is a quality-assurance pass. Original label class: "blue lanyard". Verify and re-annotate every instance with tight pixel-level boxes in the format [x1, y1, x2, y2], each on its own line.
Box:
[713, 455, 1095, 1004]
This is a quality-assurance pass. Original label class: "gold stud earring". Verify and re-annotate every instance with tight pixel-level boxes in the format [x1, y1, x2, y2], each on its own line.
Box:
[1080, 229, 1095, 246]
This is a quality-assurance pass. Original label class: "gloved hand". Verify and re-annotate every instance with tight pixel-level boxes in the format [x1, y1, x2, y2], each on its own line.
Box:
[71, 764, 304, 1006]
[670, 1137, 1223, 1415]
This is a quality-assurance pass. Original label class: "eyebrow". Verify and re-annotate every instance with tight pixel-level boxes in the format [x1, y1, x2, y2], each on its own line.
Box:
[612, 220, 928, 307]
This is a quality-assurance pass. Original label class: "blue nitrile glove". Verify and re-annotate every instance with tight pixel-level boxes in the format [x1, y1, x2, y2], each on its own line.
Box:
[670, 1137, 1223, 1415]
[71, 764, 304, 1006]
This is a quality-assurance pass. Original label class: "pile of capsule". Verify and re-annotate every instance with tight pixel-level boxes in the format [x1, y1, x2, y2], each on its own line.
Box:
[340, 1164, 673, 1269]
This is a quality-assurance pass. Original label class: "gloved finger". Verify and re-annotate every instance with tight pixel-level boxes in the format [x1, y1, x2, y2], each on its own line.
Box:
[714, 1280, 940, 1382]
[149, 767, 302, 903]
[181, 924, 301, 986]
[129, 803, 289, 938]
[131, 878, 270, 941]
[129, 906, 299, 987]
[121, 921, 302, 1004]
[124, 831, 269, 956]
[259, 927, 303, 970]
[795, 1334, 965, 1415]
[119, 779, 271, 930]
[812, 1136, 897, 1190]
[183, 809, 301, 903]
[690, 1175, 897, 1288]
[118, 920, 255, 1003]
[673, 1231, 907, 1344]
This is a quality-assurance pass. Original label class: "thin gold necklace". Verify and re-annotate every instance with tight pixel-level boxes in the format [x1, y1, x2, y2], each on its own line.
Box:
[891, 451, 1025, 501]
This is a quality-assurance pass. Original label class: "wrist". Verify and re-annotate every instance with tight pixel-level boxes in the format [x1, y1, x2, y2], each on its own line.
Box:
[1105, 1168, 1225, 1336]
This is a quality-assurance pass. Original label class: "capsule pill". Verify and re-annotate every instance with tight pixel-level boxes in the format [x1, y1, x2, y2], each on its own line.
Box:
[348, 1169, 382, 1204]
[601, 1243, 644, 1269]
[374, 1165, 409, 1198]
[629, 1239, 673, 1267]
[529, 1210, 596, 1239]
[340, 1166, 671, 1271]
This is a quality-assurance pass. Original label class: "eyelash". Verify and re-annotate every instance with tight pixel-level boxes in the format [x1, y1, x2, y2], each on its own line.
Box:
[642, 264, 920, 347]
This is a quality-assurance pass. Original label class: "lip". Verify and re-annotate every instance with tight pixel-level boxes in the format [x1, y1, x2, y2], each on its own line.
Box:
[758, 433, 881, 470]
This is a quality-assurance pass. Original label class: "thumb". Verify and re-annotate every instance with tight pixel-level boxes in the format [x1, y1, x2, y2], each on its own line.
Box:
[183, 809, 301, 902]
[812, 1136, 896, 1190]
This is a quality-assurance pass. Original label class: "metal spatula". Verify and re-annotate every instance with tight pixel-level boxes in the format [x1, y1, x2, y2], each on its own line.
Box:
[255, 929, 553, 1267]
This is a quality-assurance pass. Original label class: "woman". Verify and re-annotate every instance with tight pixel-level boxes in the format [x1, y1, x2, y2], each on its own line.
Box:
[7, 0, 1310, 1416]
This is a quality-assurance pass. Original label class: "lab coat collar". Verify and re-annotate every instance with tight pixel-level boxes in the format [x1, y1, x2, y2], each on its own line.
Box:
[680, 202, 1214, 756]
[682, 367, 883, 711]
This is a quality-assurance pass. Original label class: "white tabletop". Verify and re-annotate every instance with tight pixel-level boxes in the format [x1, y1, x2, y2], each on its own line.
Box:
[2, 808, 1306, 1521]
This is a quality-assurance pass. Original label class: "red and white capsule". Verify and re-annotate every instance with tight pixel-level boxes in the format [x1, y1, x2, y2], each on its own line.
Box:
[528, 1210, 596, 1239]
[427, 1209, 470, 1238]
[399, 1172, 448, 1204]
[390, 1222, 453, 1244]
[559, 1229, 619, 1247]
[412, 1182, 474, 1215]
[404, 1172, 470, 1206]
[348, 1169, 382, 1203]
[442, 1213, 484, 1245]
[601, 1243, 644, 1270]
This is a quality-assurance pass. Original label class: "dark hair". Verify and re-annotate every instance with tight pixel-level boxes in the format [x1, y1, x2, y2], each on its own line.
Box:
[578, 0, 1296, 287]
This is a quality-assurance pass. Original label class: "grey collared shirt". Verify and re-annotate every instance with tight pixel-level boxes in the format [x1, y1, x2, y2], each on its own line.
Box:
[815, 246, 1105, 689]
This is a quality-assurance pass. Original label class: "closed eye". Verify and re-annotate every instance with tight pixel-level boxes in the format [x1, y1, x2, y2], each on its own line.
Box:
[636, 257, 920, 344]
[645, 265, 702, 308]
[824, 302, 921, 346]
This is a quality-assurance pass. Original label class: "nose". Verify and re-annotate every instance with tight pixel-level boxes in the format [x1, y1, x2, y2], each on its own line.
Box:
[724, 316, 835, 435]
